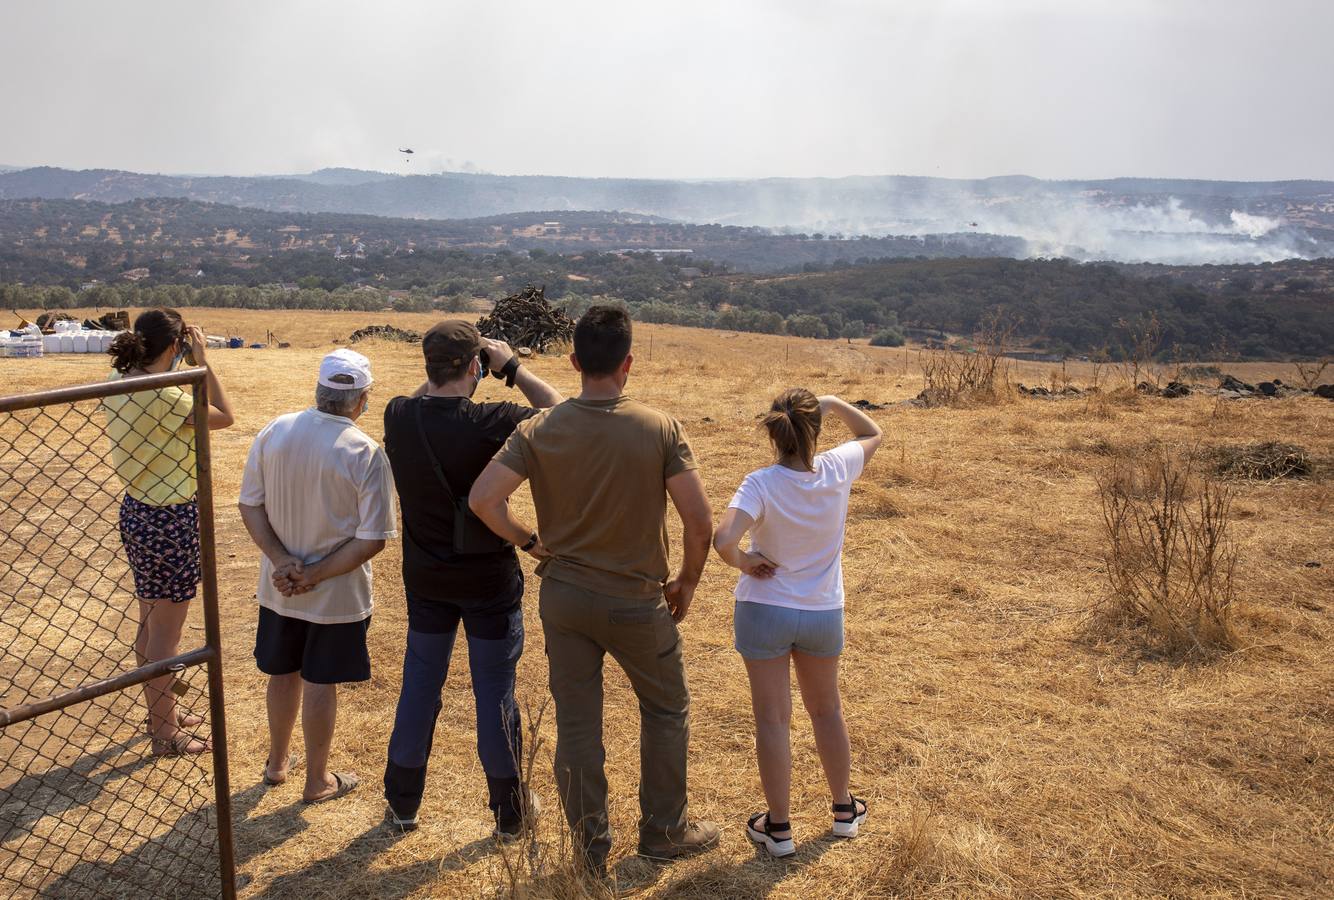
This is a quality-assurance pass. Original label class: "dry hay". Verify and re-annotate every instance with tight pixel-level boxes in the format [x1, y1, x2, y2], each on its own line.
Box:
[1208, 441, 1313, 480]
[1, 308, 1332, 899]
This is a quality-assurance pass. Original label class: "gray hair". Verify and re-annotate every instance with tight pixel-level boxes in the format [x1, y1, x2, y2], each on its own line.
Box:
[315, 384, 364, 416]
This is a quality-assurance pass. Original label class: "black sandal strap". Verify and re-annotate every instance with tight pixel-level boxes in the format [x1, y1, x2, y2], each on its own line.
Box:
[833, 794, 866, 815]
[749, 812, 792, 836]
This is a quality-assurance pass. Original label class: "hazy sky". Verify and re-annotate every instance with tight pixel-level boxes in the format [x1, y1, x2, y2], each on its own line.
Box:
[3, 0, 1331, 181]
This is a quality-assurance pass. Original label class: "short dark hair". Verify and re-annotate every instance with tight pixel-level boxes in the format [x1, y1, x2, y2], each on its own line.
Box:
[426, 356, 469, 387]
[573, 305, 632, 377]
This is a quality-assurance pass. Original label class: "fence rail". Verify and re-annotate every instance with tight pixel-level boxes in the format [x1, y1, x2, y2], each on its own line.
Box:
[0, 368, 234, 898]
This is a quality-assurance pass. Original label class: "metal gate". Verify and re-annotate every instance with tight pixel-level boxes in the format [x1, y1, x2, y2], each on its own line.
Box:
[0, 369, 235, 898]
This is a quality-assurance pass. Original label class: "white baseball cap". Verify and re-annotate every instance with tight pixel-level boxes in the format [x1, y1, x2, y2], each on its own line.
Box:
[318, 348, 374, 389]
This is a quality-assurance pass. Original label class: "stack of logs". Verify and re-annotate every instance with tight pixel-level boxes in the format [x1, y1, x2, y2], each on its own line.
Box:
[476, 286, 574, 353]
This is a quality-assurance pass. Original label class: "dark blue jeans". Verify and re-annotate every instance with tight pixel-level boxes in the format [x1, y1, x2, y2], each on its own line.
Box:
[383, 588, 524, 822]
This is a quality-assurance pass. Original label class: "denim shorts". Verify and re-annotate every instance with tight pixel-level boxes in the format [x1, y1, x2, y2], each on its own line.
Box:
[734, 601, 844, 660]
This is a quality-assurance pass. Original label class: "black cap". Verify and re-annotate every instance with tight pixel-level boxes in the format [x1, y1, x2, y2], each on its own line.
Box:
[423, 319, 481, 370]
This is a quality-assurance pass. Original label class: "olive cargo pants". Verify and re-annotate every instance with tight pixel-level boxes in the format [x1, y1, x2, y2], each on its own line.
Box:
[539, 578, 690, 866]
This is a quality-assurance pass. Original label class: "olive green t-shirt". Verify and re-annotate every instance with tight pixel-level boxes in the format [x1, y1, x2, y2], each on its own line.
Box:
[494, 395, 697, 599]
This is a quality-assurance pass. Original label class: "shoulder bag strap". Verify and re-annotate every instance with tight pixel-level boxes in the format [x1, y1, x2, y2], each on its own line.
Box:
[412, 400, 456, 503]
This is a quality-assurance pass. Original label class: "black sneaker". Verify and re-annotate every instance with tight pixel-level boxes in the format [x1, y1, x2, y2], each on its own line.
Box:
[387, 807, 419, 833]
[493, 790, 541, 841]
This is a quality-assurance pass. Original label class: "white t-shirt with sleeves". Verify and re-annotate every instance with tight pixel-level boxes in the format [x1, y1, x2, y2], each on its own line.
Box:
[239, 408, 398, 624]
[727, 440, 866, 611]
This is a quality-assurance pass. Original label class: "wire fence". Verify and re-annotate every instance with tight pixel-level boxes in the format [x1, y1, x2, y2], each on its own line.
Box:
[0, 370, 234, 899]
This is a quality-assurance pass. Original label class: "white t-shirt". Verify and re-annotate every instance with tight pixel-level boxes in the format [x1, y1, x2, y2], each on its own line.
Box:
[727, 440, 866, 611]
[239, 408, 398, 624]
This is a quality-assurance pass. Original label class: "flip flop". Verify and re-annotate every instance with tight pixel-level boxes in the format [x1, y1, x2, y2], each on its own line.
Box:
[304, 771, 360, 805]
[262, 752, 301, 787]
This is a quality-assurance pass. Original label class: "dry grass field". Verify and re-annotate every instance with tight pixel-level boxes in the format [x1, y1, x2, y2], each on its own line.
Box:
[2, 308, 1332, 898]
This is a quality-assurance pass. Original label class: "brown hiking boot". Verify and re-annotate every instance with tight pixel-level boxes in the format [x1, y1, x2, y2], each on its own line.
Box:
[637, 820, 721, 861]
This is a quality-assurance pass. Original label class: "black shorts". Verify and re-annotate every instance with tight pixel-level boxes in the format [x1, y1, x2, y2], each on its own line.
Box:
[254, 606, 372, 684]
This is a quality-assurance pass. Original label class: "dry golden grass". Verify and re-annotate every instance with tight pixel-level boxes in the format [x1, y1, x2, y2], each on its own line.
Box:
[2, 308, 1332, 898]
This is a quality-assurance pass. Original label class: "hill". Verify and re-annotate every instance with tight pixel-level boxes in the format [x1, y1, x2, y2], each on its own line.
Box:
[3, 167, 1332, 264]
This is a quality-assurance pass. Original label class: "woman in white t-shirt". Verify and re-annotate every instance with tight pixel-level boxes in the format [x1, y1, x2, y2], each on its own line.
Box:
[713, 389, 882, 858]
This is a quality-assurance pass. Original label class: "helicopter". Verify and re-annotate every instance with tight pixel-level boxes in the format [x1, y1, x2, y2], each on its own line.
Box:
[398, 147, 414, 163]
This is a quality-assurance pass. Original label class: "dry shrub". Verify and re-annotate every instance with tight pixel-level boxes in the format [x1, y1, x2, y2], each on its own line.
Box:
[1208, 441, 1312, 480]
[915, 316, 1014, 407]
[1292, 358, 1330, 390]
[867, 808, 940, 892]
[490, 698, 611, 899]
[1096, 450, 1238, 655]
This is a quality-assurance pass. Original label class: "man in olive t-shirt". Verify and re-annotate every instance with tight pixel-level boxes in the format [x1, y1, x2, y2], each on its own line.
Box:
[471, 306, 718, 873]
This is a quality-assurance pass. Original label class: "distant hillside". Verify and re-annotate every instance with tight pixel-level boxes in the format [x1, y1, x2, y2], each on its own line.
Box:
[2, 166, 1331, 264]
[0, 197, 1024, 279]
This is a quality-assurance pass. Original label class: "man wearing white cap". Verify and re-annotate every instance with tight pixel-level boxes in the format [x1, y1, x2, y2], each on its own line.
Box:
[238, 348, 398, 804]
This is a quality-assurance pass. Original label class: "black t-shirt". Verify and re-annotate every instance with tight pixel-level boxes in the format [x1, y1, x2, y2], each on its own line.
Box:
[383, 395, 538, 609]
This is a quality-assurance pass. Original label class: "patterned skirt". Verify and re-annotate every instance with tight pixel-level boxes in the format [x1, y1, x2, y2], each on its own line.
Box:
[118, 494, 201, 602]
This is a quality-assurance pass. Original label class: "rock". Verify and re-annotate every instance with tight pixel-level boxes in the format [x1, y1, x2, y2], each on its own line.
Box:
[1314, 384, 1334, 399]
[1272, 378, 1284, 386]
[853, 399, 885, 410]
[1220, 374, 1255, 393]
[1162, 381, 1191, 398]
[1136, 381, 1159, 395]
[1257, 382, 1278, 396]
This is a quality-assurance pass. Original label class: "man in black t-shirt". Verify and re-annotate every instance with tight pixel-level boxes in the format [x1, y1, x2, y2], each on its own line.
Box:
[381, 319, 563, 835]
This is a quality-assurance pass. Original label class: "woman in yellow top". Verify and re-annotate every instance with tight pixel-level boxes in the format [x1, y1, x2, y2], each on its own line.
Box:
[104, 308, 234, 756]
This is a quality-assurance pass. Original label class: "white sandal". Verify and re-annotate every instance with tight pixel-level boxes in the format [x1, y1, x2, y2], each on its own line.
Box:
[747, 812, 796, 858]
[831, 794, 868, 838]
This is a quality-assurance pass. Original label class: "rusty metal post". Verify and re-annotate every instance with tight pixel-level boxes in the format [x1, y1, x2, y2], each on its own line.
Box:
[192, 373, 237, 899]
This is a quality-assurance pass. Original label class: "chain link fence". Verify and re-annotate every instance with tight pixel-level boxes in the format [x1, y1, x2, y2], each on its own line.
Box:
[0, 370, 234, 898]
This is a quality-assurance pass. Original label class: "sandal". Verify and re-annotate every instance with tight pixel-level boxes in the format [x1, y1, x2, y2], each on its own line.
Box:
[150, 733, 211, 757]
[747, 812, 795, 858]
[143, 710, 205, 729]
[262, 752, 302, 786]
[303, 771, 360, 805]
[831, 794, 868, 838]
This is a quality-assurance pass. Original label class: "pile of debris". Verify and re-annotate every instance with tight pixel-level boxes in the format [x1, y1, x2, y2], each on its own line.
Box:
[476, 286, 573, 354]
[32, 310, 130, 332]
[348, 324, 421, 344]
[1208, 442, 1313, 480]
[1016, 383, 1089, 399]
[1218, 375, 1332, 400]
[1136, 380, 1192, 398]
[35, 312, 76, 329]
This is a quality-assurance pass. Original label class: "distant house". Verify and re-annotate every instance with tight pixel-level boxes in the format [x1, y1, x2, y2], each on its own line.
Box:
[79, 280, 102, 292]
[120, 268, 150, 282]
[279, 283, 299, 292]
